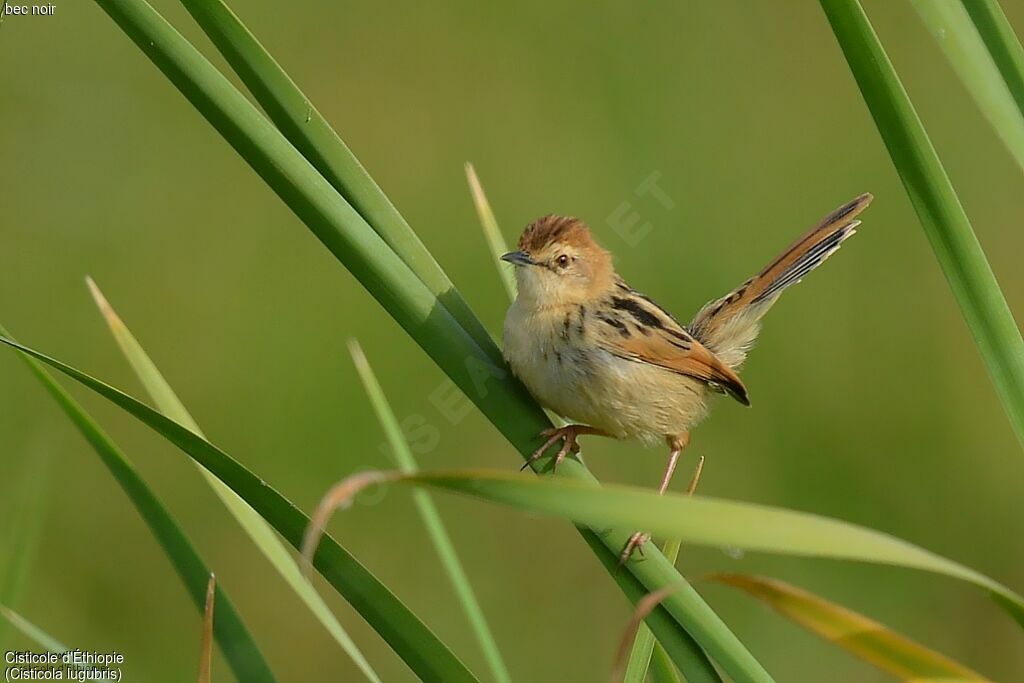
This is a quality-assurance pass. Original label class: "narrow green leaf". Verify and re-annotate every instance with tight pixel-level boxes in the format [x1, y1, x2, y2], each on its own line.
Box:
[465, 162, 517, 301]
[0, 335, 478, 683]
[313, 468, 1024, 628]
[171, 0, 502, 367]
[86, 278, 381, 683]
[578, 532, 722, 683]
[624, 460, 703, 683]
[84, 2, 769, 679]
[349, 341, 511, 683]
[911, 0, 1024, 171]
[712, 574, 988, 681]
[0, 328, 277, 683]
[648, 643, 684, 683]
[962, 0, 1024, 119]
[624, 544, 685, 680]
[818, 0, 1024, 450]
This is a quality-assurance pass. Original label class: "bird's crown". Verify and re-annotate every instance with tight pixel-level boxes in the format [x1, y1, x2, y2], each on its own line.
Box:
[517, 215, 596, 254]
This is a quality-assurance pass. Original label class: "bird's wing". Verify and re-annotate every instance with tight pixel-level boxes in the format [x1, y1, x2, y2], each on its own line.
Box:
[594, 286, 750, 405]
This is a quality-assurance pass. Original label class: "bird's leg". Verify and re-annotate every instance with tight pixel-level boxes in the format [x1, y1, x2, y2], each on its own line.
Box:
[620, 432, 691, 564]
[521, 424, 610, 472]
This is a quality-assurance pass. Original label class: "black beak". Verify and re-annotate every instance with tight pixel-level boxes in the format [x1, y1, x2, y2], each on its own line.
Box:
[500, 250, 535, 266]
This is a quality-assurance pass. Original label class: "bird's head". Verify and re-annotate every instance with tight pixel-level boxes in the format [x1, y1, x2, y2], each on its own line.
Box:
[502, 215, 614, 307]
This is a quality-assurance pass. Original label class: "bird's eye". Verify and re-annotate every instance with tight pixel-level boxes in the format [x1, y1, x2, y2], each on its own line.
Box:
[556, 254, 571, 268]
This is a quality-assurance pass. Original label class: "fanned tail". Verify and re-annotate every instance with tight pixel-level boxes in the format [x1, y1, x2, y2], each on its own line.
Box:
[689, 193, 873, 369]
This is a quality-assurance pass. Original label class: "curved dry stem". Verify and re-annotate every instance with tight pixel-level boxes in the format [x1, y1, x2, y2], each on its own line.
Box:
[301, 471, 394, 575]
[612, 582, 686, 682]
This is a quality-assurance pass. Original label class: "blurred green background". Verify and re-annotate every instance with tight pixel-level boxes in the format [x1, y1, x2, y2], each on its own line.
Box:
[2, 1, 1023, 680]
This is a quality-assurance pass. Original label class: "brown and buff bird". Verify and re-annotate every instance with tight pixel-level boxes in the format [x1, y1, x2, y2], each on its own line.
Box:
[501, 193, 873, 560]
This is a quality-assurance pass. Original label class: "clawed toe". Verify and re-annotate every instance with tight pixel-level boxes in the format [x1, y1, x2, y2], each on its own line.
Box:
[619, 531, 651, 565]
[521, 426, 580, 473]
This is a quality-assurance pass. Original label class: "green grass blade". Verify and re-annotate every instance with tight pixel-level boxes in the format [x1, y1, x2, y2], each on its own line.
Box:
[90, 2, 768, 678]
[465, 163, 516, 301]
[962, 0, 1024, 118]
[578, 533, 722, 683]
[0, 606, 72, 655]
[818, 0, 1024, 450]
[349, 340, 511, 683]
[624, 539, 684, 682]
[0, 328, 277, 683]
[0, 335, 478, 683]
[85, 278, 381, 683]
[172, 0, 502, 366]
[712, 574, 988, 681]
[314, 468, 1024, 627]
[0, 451, 52, 651]
[648, 642, 684, 683]
[911, 0, 1024, 171]
[624, 460, 700, 682]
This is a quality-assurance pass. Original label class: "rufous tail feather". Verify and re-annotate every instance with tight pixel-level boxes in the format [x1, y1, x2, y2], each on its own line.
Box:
[689, 193, 873, 370]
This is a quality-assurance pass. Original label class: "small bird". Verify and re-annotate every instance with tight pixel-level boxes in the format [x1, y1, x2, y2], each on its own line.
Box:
[501, 193, 873, 560]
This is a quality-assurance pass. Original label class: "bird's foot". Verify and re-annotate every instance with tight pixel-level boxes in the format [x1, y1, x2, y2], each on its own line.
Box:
[619, 531, 651, 565]
[521, 425, 584, 473]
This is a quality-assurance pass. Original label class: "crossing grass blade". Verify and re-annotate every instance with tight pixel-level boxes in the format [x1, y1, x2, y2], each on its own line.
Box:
[304, 468, 1024, 629]
[911, 0, 1024, 171]
[819, 0, 1024, 450]
[85, 278, 381, 683]
[0, 327, 277, 683]
[962, 0, 1024, 118]
[711, 574, 988, 681]
[88, 2, 769, 680]
[465, 162, 517, 301]
[349, 340, 512, 683]
[0, 334, 479, 683]
[171, 0, 502, 367]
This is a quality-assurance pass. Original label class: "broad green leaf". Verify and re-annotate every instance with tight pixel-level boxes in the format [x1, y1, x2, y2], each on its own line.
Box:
[819, 0, 1024, 450]
[308, 468, 1024, 628]
[77, 1, 770, 678]
[0, 335, 478, 683]
[86, 278, 380, 683]
[712, 574, 988, 681]
[912, 0, 1024, 172]
[171, 0, 503, 368]
[350, 341, 511, 683]
[465, 162, 517, 301]
[1, 328, 276, 683]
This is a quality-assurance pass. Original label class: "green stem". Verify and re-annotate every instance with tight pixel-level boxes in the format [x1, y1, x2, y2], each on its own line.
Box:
[962, 0, 1024, 116]
[820, 0, 1024, 450]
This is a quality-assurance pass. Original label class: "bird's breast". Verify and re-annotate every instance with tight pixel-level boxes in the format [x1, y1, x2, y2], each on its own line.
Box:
[503, 301, 599, 420]
[503, 299, 711, 442]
